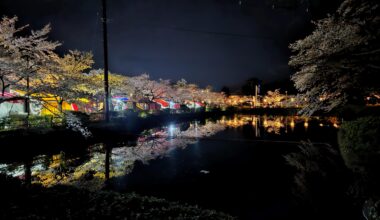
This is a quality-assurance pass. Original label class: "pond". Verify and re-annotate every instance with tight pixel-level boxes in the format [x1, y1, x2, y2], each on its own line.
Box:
[0, 114, 341, 219]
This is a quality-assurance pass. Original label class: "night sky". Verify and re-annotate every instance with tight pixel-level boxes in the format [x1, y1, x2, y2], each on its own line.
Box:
[0, 0, 341, 89]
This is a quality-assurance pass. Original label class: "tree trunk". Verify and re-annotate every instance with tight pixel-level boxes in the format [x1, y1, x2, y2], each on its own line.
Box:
[24, 159, 32, 186]
[0, 76, 5, 96]
[58, 99, 64, 113]
[25, 75, 30, 116]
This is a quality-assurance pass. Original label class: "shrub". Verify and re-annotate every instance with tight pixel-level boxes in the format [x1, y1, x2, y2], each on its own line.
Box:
[338, 116, 380, 174]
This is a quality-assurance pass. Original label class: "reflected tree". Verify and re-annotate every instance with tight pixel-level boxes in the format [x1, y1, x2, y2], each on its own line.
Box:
[23, 159, 32, 186]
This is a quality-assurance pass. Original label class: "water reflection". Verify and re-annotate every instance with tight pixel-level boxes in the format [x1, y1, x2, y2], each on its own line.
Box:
[0, 115, 340, 189]
[219, 115, 340, 137]
[0, 121, 225, 189]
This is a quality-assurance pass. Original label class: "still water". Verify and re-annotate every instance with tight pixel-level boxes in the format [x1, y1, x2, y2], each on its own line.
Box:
[0, 115, 340, 219]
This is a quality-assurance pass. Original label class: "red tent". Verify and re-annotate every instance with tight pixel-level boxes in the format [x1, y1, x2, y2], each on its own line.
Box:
[154, 99, 169, 108]
[195, 102, 205, 107]
[71, 103, 79, 111]
[0, 92, 23, 103]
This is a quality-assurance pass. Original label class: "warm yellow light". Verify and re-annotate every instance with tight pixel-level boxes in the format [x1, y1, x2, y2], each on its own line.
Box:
[319, 123, 323, 127]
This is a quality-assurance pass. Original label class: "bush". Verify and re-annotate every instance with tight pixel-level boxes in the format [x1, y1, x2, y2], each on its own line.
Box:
[284, 142, 345, 210]
[0, 115, 53, 130]
[179, 104, 190, 113]
[338, 116, 380, 174]
[363, 199, 380, 220]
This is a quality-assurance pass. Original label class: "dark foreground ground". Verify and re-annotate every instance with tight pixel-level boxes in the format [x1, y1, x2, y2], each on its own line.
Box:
[0, 174, 235, 220]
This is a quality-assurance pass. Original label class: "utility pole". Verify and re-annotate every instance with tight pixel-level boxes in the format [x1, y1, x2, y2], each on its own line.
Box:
[254, 84, 258, 107]
[25, 57, 30, 117]
[25, 75, 30, 116]
[102, 0, 110, 122]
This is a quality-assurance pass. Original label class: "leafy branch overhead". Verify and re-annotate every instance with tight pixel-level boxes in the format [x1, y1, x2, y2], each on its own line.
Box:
[289, 0, 380, 115]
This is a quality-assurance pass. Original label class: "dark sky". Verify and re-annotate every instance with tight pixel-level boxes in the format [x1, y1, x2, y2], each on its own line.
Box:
[0, 0, 341, 89]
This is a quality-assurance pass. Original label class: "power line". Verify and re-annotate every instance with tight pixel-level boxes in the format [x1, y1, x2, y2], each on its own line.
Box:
[163, 26, 274, 40]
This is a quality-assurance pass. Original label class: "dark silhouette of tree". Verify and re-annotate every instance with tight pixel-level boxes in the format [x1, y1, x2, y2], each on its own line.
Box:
[261, 78, 297, 94]
[221, 86, 231, 97]
[242, 78, 261, 96]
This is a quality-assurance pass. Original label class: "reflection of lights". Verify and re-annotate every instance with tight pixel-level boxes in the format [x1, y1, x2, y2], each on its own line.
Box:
[304, 121, 309, 128]
[290, 120, 295, 128]
[220, 115, 342, 134]
[2, 122, 229, 189]
[168, 124, 175, 137]
[263, 118, 284, 134]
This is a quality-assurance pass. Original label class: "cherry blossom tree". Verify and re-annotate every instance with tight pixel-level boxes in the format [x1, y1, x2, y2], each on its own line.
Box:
[128, 73, 170, 102]
[289, 0, 380, 115]
[34, 50, 94, 112]
[172, 79, 190, 103]
[0, 16, 60, 108]
[172, 78, 201, 104]
[85, 69, 130, 101]
[264, 89, 285, 107]
[0, 16, 27, 98]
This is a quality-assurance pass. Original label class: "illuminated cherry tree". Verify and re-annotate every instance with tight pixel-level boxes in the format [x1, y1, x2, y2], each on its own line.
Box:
[128, 73, 171, 101]
[289, 0, 380, 115]
[264, 89, 285, 107]
[32, 50, 95, 111]
[0, 16, 60, 105]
